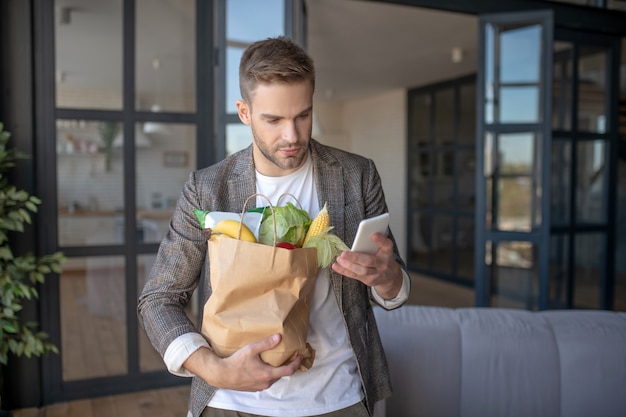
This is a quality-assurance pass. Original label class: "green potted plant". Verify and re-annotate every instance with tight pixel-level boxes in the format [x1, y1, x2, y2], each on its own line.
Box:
[98, 121, 119, 171]
[0, 123, 65, 414]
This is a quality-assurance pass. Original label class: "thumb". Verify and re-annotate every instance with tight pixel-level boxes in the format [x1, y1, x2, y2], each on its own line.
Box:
[248, 333, 282, 355]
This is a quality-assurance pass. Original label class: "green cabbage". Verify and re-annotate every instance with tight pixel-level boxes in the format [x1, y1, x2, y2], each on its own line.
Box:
[258, 202, 312, 247]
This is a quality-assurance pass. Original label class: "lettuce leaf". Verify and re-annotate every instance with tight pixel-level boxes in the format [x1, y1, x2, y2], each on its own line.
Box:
[258, 202, 312, 247]
[303, 226, 350, 268]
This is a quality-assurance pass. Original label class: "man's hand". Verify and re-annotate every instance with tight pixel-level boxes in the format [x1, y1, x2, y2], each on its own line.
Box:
[332, 232, 403, 300]
[183, 334, 302, 391]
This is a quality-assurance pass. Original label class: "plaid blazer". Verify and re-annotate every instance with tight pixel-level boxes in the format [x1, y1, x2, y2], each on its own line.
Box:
[138, 139, 407, 417]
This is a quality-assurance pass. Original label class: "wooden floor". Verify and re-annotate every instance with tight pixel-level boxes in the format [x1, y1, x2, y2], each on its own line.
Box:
[11, 385, 191, 417]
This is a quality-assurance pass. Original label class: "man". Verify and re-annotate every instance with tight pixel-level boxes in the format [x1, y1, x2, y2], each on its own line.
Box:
[138, 36, 410, 417]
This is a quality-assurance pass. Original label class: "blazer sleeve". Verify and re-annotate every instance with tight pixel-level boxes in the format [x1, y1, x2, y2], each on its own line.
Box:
[363, 158, 410, 309]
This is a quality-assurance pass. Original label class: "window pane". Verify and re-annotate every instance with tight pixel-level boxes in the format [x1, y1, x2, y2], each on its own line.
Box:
[487, 241, 537, 309]
[457, 216, 475, 279]
[458, 83, 476, 145]
[433, 165, 453, 210]
[574, 233, 603, 309]
[500, 24, 541, 84]
[498, 177, 533, 232]
[458, 150, 476, 211]
[136, 123, 196, 244]
[551, 139, 572, 225]
[61, 256, 127, 380]
[578, 46, 608, 133]
[435, 88, 454, 144]
[409, 151, 430, 207]
[55, 1, 123, 109]
[485, 24, 495, 124]
[576, 140, 606, 224]
[432, 216, 453, 275]
[550, 234, 570, 309]
[499, 87, 540, 123]
[226, 123, 251, 156]
[552, 42, 573, 131]
[411, 93, 431, 145]
[226, 0, 284, 43]
[498, 132, 534, 175]
[410, 212, 431, 268]
[136, 0, 196, 113]
[226, 47, 245, 114]
[57, 120, 125, 246]
[485, 23, 542, 124]
[485, 132, 540, 232]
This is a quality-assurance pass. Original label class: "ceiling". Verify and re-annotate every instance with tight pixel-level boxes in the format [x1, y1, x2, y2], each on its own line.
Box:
[307, 0, 478, 102]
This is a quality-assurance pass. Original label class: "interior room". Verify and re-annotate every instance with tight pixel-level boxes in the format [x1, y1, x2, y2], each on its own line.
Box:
[3, 0, 626, 413]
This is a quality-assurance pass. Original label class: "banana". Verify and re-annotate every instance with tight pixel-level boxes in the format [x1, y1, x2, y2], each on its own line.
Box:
[211, 219, 257, 242]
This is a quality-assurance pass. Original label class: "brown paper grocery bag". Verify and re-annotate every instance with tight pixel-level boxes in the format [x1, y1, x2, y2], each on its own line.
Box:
[202, 235, 319, 369]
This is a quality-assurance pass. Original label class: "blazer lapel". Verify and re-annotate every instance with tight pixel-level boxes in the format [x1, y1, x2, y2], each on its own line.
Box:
[310, 140, 345, 306]
[310, 140, 345, 240]
[226, 146, 257, 212]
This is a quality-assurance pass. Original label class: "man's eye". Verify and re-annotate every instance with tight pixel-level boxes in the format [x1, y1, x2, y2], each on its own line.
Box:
[267, 119, 279, 124]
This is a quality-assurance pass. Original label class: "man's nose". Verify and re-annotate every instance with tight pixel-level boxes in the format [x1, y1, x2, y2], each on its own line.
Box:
[282, 121, 297, 142]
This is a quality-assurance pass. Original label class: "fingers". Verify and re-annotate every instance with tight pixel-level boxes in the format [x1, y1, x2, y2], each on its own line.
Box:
[215, 333, 302, 392]
[332, 234, 395, 286]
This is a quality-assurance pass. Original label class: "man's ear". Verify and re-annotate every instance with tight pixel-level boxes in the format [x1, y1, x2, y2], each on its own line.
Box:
[236, 100, 251, 125]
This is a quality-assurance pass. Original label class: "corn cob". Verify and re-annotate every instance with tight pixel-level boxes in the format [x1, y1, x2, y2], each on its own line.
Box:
[303, 202, 330, 246]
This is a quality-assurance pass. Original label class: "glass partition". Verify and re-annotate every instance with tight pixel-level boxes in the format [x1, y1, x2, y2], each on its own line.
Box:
[55, 2, 123, 109]
[578, 46, 608, 133]
[135, 123, 196, 244]
[576, 140, 606, 223]
[486, 240, 538, 309]
[56, 119, 125, 246]
[136, 0, 196, 113]
[60, 256, 127, 381]
[485, 22, 542, 124]
[407, 76, 476, 289]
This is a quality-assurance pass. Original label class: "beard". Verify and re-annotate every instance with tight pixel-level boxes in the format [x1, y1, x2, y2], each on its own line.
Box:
[251, 122, 308, 172]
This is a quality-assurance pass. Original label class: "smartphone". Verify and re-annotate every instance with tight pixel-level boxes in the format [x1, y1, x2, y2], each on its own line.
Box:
[351, 213, 390, 254]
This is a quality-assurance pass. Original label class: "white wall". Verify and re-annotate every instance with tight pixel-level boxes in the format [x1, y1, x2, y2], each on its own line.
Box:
[315, 89, 408, 260]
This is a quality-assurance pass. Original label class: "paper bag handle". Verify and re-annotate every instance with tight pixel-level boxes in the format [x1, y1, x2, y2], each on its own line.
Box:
[276, 193, 303, 210]
[241, 193, 277, 245]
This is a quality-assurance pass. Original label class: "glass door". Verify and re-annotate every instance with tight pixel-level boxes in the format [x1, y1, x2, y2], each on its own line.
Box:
[550, 29, 621, 310]
[475, 11, 553, 309]
[49, 0, 202, 402]
[41, 0, 306, 404]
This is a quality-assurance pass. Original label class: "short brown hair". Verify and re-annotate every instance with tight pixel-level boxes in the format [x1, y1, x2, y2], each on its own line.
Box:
[239, 36, 315, 103]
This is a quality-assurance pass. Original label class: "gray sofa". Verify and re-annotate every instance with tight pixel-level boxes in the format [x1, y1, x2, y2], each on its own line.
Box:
[372, 305, 626, 417]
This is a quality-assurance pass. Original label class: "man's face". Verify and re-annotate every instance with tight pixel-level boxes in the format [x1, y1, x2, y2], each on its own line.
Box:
[236, 81, 313, 177]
